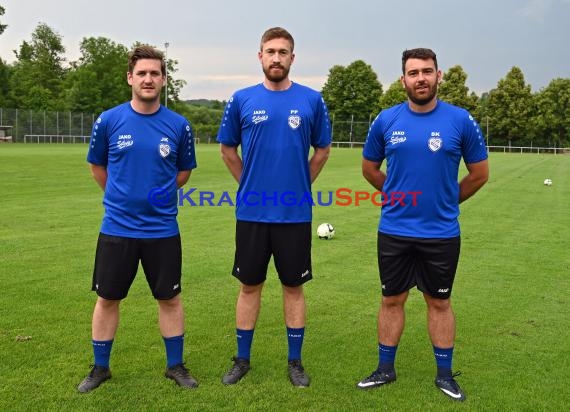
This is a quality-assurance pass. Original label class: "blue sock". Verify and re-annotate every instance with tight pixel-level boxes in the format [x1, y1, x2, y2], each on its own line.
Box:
[236, 328, 254, 360]
[378, 343, 398, 372]
[287, 327, 305, 361]
[433, 346, 454, 378]
[163, 334, 184, 368]
[93, 339, 113, 368]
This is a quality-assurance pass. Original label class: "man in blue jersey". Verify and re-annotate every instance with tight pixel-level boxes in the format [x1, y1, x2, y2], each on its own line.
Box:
[78, 46, 198, 392]
[356, 48, 488, 401]
[217, 27, 331, 387]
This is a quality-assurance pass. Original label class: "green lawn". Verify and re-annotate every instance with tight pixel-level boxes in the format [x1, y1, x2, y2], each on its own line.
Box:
[0, 144, 568, 411]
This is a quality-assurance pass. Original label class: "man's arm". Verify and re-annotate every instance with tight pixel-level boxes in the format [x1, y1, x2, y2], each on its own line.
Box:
[220, 144, 243, 183]
[90, 164, 108, 191]
[459, 159, 489, 203]
[177, 170, 192, 188]
[309, 145, 331, 183]
[362, 158, 386, 191]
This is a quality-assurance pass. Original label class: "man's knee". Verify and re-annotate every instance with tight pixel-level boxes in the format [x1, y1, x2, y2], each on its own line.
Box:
[381, 292, 408, 310]
[96, 296, 121, 309]
[157, 294, 182, 309]
[240, 282, 263, 294]
[425, 295, 451, 312]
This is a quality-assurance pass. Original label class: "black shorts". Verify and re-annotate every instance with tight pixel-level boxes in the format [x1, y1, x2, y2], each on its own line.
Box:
[377, 232, 460, 299]
[232, 221, 312, 287]
[92, 233, 182, 300]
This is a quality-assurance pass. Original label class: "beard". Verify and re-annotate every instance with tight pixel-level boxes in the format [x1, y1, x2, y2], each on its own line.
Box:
[406, 82, 438, 106]
[133, 87, 161, 103]
[263, 64, 290, 83]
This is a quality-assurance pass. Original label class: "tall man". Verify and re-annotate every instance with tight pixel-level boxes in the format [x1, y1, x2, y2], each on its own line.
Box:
[357, 48, 488, 401]
[78, 45, 198, 392]
[217, 27, 331, 387]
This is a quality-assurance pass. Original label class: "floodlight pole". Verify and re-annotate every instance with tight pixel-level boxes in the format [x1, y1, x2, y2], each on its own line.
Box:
[164, 42, 169, 107]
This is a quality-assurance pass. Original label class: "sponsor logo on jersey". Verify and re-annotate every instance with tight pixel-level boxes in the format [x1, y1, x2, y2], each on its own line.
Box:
[117, 134, 134, 150]
[252, 109, 269, 124]
[159, 143, 171, 158]
[390, 130, 406, 145]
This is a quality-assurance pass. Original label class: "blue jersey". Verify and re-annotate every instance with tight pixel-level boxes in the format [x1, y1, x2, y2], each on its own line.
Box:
[363, 100, 487, 238]
[217, 83, 331, 223]
[87, 102, 197, 238]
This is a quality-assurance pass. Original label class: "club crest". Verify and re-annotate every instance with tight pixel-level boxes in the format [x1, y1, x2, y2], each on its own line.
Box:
[159, 143, 171, 158]
[288, 115, 301, 130]
[428, 137, 442, 152]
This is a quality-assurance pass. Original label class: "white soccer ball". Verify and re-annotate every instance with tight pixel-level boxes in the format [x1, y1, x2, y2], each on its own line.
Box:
[543, 178, 553, 186]
[317, 223, 335, 240]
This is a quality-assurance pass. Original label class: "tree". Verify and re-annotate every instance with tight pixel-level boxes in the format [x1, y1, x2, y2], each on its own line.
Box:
[174, 102, 223, 141]
[0, 58, 10, 106]
[63, 37, 129, 113]
[0, 5, 7, 36]
[0, 5, 9, 106]
[8, 23, 67, 110]
[533, 78, 570, 147]
[378, 78, 407, 110]
[486, 67, 533, 146]
[321, 60, 382, 120]
[438, 65, 478, 113]
[165, 58, 186, 105]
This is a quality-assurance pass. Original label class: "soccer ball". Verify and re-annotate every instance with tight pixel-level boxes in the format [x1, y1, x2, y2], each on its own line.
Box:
[543, 178, 553, 186]
[317, 223, 335, 240]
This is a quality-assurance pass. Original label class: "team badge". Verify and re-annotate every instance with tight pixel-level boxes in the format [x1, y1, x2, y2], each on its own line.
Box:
[428, 137, 442, 152]
[288, 115, 301, 130]
[159, 143, 171, 158]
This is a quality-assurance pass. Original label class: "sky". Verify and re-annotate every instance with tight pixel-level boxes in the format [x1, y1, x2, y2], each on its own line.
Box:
[1, 0, 569, 101]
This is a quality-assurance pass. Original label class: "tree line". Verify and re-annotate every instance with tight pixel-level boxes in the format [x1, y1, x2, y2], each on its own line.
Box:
[0, 8, 568, 147]
[321, 60, 570, 147]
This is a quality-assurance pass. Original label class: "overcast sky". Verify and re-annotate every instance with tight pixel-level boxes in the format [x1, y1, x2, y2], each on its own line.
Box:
[1, 0, 569, 101]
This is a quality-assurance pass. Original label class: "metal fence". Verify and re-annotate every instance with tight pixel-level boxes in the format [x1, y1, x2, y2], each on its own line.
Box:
[7, 109, 564, 153]
[331, 115, 372, 143]
[0, 108, 374, 144]
[0, 107, 96, 143]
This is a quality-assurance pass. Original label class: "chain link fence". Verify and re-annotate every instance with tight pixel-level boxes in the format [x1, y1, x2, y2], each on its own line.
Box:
[0, 107, 373, 145]
[330, 115, 372, 144]
[0, 107, 96, 143]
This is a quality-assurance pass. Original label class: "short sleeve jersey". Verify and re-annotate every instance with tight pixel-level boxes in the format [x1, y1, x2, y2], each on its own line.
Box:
[217, 83, 331, 223]
[87, 102, 197, 238]
[363, 100, 488, 238]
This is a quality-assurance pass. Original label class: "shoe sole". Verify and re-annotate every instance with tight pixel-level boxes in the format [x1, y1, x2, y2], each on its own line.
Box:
[436, 386, 466, 401]
[77, 375, 111, 393]
[222, 372, 249, 385]
[356, 379, 396, 390]
[165, 374, 198, 388]
[222, 365, 250, 385]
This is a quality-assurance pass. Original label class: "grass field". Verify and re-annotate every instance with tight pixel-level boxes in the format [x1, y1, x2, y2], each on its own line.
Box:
[0, 144, 569, 411]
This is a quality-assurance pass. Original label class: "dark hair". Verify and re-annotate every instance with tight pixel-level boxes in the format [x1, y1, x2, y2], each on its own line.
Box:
[260, 27, 294, 52]
[128, 45, 166, 75]
[401, 48, 437, 74]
